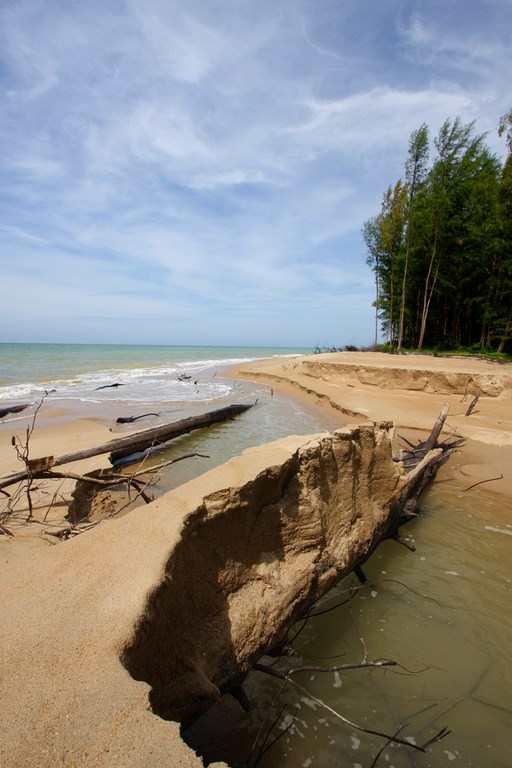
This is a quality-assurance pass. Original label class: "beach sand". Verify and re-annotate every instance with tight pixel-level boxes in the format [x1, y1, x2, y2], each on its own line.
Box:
[2, 350, 511, 767]
[2, 349, 511, 539]
[229, 351, 512, 502]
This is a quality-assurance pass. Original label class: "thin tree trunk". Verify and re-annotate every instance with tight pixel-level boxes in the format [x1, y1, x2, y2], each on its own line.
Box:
[418, 236, 439, 350]
[374, 260, 379, 347]
[397, 246, 409, 351]
[389, 263, 394, 345]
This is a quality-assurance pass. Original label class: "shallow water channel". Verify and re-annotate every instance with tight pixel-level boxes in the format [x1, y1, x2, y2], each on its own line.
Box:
[185, 479, 512, 768]
[126, 381, 512, 768]
[127, 376, 342, 492]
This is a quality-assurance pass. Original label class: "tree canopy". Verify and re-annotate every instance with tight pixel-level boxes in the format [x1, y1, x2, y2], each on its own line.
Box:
[364, 113, 512, 354]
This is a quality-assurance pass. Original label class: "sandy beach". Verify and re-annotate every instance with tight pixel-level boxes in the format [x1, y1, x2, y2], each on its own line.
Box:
[2, 350, 512, 767]
[2, 347, 511, 553]
[230, 351, 512, 503]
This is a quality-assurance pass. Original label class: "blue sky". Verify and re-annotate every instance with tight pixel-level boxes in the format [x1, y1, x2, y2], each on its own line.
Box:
[1, 0, 510, 346]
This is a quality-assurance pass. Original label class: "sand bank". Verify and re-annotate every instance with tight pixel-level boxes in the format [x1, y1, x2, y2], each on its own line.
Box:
[230, 351, 512, 501]
[1, 423, 408, 768]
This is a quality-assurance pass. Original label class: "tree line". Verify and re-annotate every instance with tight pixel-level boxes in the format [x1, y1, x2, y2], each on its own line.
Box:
[363, 109, 512, 354]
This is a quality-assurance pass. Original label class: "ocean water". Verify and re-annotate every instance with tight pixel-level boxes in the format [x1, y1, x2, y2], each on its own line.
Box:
[0, 343, 308, 405]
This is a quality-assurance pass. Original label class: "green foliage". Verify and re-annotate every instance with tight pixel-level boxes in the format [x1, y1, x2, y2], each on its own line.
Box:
[498, 109, 512, 154]
[363, 111, 512, 354]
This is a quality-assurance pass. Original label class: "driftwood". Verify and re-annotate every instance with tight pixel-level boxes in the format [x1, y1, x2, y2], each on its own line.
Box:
[423, 403, 449, 450]
[116, 412, 160, 424]
[0, 403, 254, 491]
[0, 404, 29, 419]
[254, 662, 429, 754]
[398, 404, 452, 473]
[112, 440, 183, 467]
[65, 453, 210, 524]
[95, 383, 125, 391]
[38, 454, 210, 488]
[463, 473, 503, 492]
[465, 393, 480, 416]
[389, 405, 458, 535]
[107, 403, 253, 463]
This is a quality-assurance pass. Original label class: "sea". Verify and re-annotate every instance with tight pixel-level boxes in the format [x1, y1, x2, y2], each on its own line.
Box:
[0, 343, 309, 405]
[0, 343, 341, 485]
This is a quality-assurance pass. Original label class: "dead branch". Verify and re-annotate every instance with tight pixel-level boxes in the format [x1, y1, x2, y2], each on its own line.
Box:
[7, 394, 48, 521]
[253, 663, 426, 753]
[61, 453, 210, 526]
[280, 658, 396, 677]
[43, 483, 65, 522]
[43, 522, 99, 540]
[0, 403, 252, 489]
[95, 383, 125, 391]
[129, 453, 210, 477]
[0, 452, 210, 493]
[398, 433, 416, 449]
[130, 479, 153, 504]
[0, 404, 30, 419]
[370, 724, 405, 768]
[465, 393, 480, 416]
[306, 584, 361, 618]
[0, 522, 15, 537]
[424, 403, 449, 451]
[251, 711, 292, 768]
[116, 413, 160, 424]
[463, 473, 503, 492]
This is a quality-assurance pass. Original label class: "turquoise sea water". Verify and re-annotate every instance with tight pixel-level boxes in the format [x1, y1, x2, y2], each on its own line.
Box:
[0, 343, 308, 403]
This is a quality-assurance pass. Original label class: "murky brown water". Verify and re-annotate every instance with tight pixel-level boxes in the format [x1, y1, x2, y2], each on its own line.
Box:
[190, 478, 512, 768]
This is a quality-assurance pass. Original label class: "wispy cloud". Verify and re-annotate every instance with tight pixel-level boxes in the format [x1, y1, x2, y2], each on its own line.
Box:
[0, 0, 510, 345]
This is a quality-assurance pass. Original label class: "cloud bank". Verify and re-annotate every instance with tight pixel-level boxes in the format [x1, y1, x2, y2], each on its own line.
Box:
[1, 0, 510, 345]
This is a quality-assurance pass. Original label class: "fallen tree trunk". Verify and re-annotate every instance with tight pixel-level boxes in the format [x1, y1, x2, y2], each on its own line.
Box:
[0, 403, 254, 490]
[108, 403, 253, 463]
[0, 404, 29, 419]
[423, 403, 449, 451]
[393, 405, 454, 521]
[121, 413, 456, 725]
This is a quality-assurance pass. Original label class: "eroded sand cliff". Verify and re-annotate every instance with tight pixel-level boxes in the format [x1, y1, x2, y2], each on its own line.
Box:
[233, 352, 512, 447]
[1, 423, 402, 767]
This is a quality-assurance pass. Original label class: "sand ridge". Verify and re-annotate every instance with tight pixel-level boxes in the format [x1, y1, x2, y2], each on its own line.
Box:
[230, 352, 512, 446]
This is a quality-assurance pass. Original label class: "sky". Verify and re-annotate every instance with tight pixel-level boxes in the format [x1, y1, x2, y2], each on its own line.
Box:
[1, 0, 510, 347]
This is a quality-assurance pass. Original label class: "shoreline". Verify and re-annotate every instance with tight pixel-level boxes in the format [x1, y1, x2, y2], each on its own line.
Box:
[2, 349, 511, 505]
[0, 360, 337, 538]
[228, 352, 512, 505]
[2, 349, 511, 502]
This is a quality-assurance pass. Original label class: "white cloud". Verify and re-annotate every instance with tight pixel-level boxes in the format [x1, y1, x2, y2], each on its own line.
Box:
[0, 0, 510, 345]
[290, 87, 475, 150]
